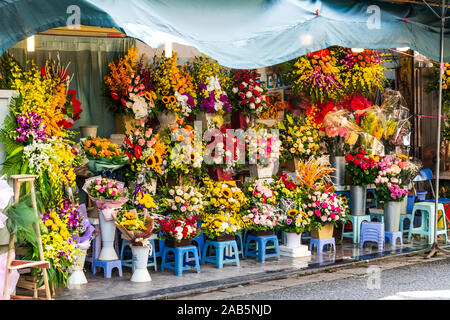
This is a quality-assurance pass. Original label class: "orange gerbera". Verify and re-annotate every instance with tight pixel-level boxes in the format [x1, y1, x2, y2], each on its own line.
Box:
[89, 148, 97, 155]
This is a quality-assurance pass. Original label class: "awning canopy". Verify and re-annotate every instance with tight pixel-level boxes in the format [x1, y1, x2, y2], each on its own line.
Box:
[0, 0, 448, 68]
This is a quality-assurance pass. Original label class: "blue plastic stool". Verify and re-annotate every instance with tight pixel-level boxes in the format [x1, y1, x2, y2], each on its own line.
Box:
[399, 214, 413, 234]
[341, 215, 371, 243]
[366, 188, 378, 208]
[309, 237, 335, 253]
[244, 234, 280, 263]
[202, 240, 240, 268]
[369, 208, 384, 222]
[160, 245, 200, 276]
[408, 202, 448, 244]
[360, 221, 385, 250]
[93, 260, 123, 278]
[235, 230, 246, 258]
[385, 231, 403, 246]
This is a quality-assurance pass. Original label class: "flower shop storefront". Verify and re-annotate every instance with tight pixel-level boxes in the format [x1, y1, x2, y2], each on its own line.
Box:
[0, 0, 449, 300]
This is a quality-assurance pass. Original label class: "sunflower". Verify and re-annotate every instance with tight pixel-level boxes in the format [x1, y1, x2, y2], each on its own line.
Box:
[190, 152, 196, 162]
[287, 209, 298, 218]
[162, 96, 170, 104]
[161, 90, 169, 96]
[222, 187, 232, 199]
[145, 155, 156, 167]
[154, 153, 162, 165]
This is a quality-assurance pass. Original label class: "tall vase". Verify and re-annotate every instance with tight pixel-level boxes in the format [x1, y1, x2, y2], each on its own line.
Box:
[98, 211, 119, 261]
[350, 185, 367, 216]
[384, 201, 401, 232]
[329, 156, 346, 186]
[157, 111, 178, 131]
[285, 232, 302, 248]
[130, 245, 152, 283]
[68, 246, 89, 286]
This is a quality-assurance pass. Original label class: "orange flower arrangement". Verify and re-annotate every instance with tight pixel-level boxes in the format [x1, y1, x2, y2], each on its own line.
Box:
[82, 137, 123, 161]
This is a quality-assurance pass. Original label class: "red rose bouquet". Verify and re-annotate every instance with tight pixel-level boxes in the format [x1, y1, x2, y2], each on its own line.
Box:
[344, 149, 379, 187]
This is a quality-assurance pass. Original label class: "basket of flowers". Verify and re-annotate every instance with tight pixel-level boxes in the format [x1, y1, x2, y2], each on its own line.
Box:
[81, 137, 129, 173]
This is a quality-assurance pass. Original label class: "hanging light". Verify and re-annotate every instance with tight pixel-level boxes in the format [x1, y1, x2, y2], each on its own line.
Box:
[164, 41, 173, 58]
[351, 48, 364, 53]
[26, 35, 35, 52]
[396, 46, 410, 52]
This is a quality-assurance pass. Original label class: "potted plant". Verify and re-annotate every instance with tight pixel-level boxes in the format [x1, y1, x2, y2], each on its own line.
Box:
[344, 149, 379, 215]
[83, 176, 128, 260]
[375, 155, 409, 232]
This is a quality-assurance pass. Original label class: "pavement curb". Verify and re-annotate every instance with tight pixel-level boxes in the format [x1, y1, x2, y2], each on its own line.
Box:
[110, 243, 444, 300]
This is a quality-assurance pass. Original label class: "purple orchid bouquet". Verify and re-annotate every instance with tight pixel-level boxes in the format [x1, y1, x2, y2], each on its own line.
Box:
[15, 111, 48, 143]
[195, 76, 231, 115]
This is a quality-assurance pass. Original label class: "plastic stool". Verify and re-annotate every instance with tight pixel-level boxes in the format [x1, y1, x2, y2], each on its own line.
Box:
[244, 234, 280, 263]
[92, 260, 123, 278]
[201, 240, 240, 268]
[385, 231, 403, 246]
[235, 230, 245, 258]
[369, 208, 384, 223]
[160, 245, 200, 276]
[360, 221, 385, 250]
[408, 202, 448, 244]
[341, 215, 371, 243]
[399, 214, 413, 233]
[309, 238, 335, 253]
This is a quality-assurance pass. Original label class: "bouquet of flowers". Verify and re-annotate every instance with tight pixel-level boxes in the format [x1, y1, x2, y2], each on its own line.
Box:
[104, 46, 156, 119]
[295, 156, 334, 192]
[374, 155, 409, 203]
[113, 208, 154, 245]
[286, 48, 345, 103]
[202, 178, 247, 215]
[246, 124, 281, 168]
[322, 109, 362, 156]
[301, 186, 348, 230]
[245, 179, 277, 206]
[344, 149, 379, 187]
[131, 183, 158, 212]
[152, 52, 197, 118]
[228, 69, 268, 117]
[201, 212, 243, 240]
[82, 176, 128, 220]
[396, 154, 421, 187]
[272, 173, 299, 201]
[278, 111, 323, 162]
[81, 137, 129, 173]
[157, 215, 200, 242]
[121, 121, 168, 181]
[278, 208, 311, 235]
[163, 122, 205, 180]
[241, 205, 281, 233]
[158, 185, 205, 217]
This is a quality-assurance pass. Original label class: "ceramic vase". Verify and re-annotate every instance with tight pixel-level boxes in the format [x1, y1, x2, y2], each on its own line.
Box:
[285, 232, 302, 248]
[130, 245, 152, 283]
[98, 212, 119, 261]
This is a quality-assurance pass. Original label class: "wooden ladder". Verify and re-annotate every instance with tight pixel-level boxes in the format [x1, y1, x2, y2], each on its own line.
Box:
[2, 174, 51, 300]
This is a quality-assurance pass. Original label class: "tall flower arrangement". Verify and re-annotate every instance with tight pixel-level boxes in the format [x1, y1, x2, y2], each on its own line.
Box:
[287, 48, 345, 103]
[374, 155, 409, 204]
[190, 55, 232, 116]
[152, 52, 197, 118]
[228, 69, 268, 117]
[344, 149, 380, 187]
[121, 121, 168, 181]
[104, 46, 156, 119]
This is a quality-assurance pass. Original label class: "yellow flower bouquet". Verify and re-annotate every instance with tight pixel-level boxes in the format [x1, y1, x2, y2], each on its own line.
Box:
[201, 211, 244, 240]
[113, 208, 154, 244]
[202, 178, 248, 215]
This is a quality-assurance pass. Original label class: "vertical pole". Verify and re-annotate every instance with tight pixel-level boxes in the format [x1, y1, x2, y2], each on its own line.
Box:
[434, 0, 446, 244]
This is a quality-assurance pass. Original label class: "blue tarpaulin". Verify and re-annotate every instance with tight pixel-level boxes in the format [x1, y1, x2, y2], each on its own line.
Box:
[0, 0, 448, 68]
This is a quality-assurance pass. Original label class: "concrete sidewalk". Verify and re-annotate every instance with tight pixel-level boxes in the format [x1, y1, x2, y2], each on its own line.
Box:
[52, 237, 441, 300]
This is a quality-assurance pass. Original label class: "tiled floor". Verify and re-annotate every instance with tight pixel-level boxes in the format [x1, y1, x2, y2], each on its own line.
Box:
[52, 235, 437, 300]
